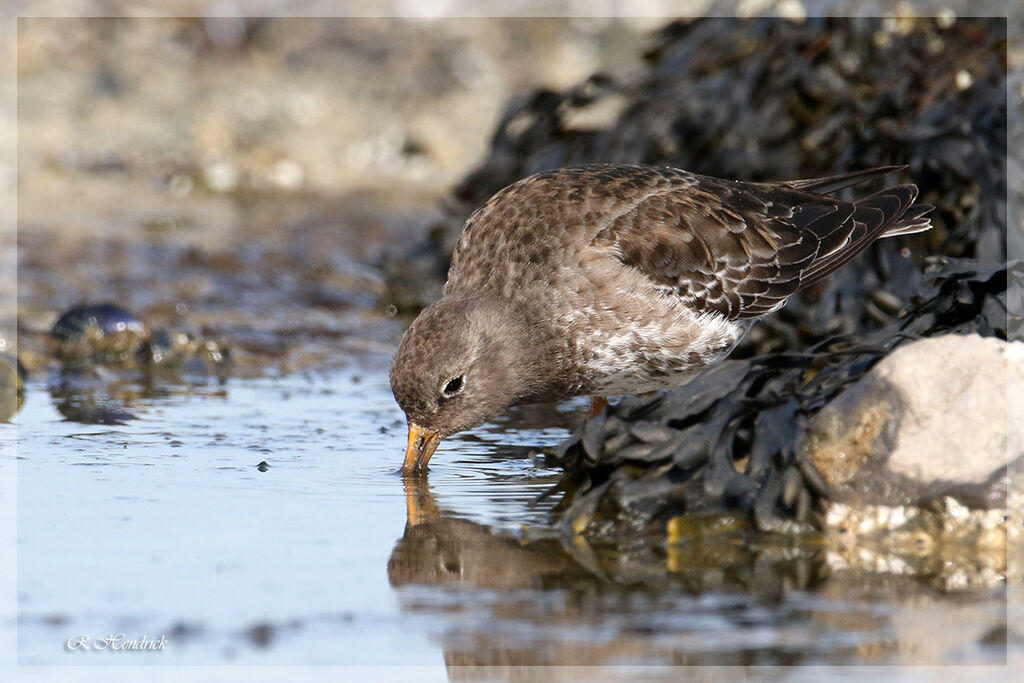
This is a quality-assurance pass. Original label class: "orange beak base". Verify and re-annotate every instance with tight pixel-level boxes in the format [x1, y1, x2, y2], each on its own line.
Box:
[402, 422, 441, 472]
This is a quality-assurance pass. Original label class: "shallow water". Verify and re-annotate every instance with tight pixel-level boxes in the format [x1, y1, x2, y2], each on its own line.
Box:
[13, 354, 553, 665]
[12, 350, 1008, 669]
[9, 192, 1009, 669]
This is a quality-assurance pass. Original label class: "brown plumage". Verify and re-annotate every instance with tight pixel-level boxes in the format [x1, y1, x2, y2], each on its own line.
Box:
[391, 164, 932, 471]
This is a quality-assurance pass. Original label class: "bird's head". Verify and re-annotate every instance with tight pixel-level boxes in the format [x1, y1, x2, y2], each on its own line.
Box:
[390, 294, 541, 472]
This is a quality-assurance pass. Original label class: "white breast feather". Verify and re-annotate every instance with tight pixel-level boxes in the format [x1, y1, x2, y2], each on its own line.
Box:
[581, 293, 748, 396]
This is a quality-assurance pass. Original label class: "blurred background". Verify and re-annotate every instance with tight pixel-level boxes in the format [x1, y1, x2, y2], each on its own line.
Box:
[12, 12, 658, 377]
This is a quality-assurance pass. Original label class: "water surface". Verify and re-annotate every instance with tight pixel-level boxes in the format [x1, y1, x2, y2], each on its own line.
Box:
[13, 352, 1008, 669]
[14, 355, 568, 666]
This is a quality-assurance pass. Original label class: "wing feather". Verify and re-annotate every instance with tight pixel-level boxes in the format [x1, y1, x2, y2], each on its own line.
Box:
[591, 167, 931, 320]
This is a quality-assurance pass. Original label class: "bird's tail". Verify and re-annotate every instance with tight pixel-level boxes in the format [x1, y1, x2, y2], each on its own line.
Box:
[798, 184, 933, 288]
[787, 165, 934, 238]
[880, 202, 933, 237]
[785, 165, 909, 194]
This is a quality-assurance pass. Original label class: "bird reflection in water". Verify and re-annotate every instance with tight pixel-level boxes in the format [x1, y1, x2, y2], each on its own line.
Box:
[385, 473, 880, 669]
[390, 473, 589, 590]
[387, 473, 1006, 668]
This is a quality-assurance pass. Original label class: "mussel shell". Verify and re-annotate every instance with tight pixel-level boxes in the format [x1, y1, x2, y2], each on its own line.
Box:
[50, 303, 148, 343]
[49, 303, 149, 363]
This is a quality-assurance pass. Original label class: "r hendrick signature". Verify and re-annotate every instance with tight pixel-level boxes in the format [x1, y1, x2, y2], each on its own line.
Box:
[65, 633, 167, 652]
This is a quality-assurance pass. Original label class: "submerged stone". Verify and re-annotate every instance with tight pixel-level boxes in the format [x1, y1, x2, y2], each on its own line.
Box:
[35, 303, 235, 425]
[138, 328, 232, 379]
[824, 496, 1012, 589]
[49, 303, 150, 364]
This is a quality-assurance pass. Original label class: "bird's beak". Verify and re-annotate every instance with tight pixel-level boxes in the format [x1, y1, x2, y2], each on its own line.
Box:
[403, 422, 441, 472]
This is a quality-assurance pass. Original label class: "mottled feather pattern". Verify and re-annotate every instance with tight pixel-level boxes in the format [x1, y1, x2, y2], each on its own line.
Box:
[442, 163, 931, 397]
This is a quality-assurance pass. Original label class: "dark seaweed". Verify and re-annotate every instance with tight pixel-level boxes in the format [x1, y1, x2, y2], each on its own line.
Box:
[546, 259, 1016, 541]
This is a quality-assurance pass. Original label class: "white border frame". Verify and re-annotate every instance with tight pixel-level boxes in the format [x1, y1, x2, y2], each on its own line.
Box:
[2, 1, 1018, 680]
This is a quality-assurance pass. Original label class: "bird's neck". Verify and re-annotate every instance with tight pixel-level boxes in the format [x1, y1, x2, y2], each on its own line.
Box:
[457, 291, 562, 405]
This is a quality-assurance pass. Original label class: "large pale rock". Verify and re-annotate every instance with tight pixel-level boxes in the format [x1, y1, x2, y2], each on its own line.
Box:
[803, 334, 1023, 509]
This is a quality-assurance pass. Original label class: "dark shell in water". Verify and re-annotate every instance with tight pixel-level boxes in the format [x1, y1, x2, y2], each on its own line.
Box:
[49, 303, 150, 362]
[50, 303, 147, 342]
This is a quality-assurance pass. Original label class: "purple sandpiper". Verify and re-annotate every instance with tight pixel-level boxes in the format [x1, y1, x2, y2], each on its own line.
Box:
[390, 164, 931, 471]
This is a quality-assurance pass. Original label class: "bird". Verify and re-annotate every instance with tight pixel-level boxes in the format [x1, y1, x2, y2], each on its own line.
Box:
[390, 164, 932, 472]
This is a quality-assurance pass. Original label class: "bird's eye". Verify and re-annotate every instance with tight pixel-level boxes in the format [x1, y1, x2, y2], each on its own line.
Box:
[441, 375, 465, 397]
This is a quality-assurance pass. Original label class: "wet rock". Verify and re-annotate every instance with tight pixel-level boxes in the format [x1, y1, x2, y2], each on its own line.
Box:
[49, 303, 150, 364]
[46, 305, 232, 374]
[35, 303, 235, 424]
[138, 328, 232, 379]
[824, 496, 1011, 590]
[803, 334, 1022, 510]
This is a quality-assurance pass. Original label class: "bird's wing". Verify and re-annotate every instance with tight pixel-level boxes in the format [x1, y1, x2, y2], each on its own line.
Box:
[590, 167, 927, 320]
